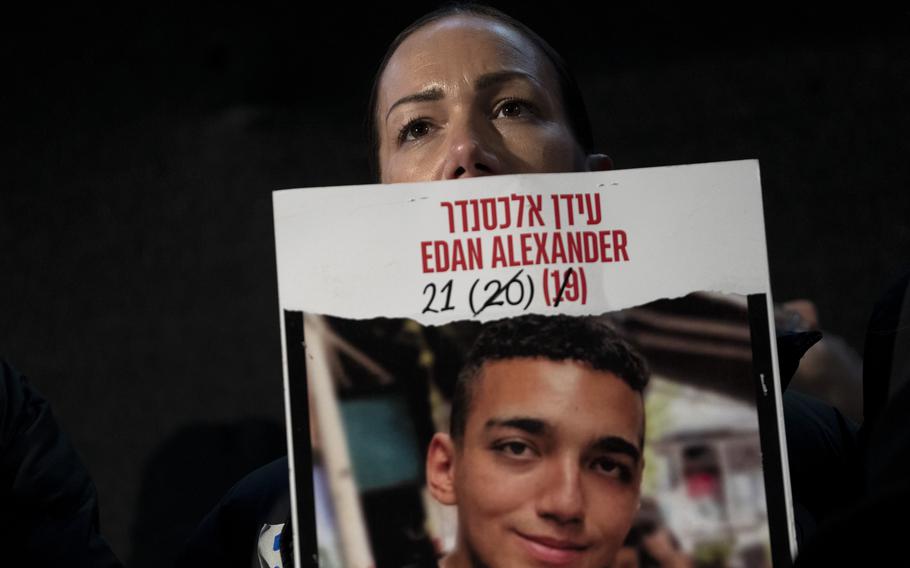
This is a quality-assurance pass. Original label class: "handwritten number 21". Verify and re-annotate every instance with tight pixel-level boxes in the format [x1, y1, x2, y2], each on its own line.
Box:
[422, 280, 455, 313]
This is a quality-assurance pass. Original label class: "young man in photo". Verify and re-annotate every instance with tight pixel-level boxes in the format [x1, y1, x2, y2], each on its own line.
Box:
[426, 315, 649, 568]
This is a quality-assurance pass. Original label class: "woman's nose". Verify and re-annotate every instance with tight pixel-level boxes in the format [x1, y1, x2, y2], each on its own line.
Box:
[441, 118, 501, 179]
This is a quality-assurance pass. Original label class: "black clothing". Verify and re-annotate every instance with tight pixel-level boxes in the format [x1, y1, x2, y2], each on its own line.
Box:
[794, 270, 910, 567]
[177, 455, 292, 568]
[0, 359, 122, 567]
[783, 390, 860, 545]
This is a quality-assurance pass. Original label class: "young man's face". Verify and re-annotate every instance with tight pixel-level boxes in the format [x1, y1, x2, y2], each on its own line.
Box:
[428, 357, 645, 568]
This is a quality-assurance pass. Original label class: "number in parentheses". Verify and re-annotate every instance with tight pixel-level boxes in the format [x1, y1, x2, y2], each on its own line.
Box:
[481, 280, 505, 312]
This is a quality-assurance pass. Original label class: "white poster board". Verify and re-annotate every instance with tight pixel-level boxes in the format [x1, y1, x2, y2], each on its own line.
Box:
[274, 160, 795, 568]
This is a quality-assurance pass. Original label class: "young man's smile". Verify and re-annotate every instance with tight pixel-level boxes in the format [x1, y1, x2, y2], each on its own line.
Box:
[428, 357, 645, 568]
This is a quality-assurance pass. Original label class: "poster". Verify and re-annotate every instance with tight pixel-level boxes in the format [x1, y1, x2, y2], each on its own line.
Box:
[273, 160, 795, 567]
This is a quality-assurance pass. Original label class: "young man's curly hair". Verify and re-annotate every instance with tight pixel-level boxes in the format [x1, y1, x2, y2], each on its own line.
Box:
[450, 314, 649, 442]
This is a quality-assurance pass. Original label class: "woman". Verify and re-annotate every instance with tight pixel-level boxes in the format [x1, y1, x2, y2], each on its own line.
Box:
[179, 6, 616, 568]
[181, 5, 833, 568]
[369, 4, 612, 184]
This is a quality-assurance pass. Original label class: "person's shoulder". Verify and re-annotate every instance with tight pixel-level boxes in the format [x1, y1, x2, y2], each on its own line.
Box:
[0, 358, 124, 567]
[224, 455, 291, 512]
[178, 456, 290, 568]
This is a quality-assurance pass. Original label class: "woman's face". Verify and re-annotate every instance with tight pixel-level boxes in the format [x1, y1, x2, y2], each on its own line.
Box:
[376, 15, 589, 184]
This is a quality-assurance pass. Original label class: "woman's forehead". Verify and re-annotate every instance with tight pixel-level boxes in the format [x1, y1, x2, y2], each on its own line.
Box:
[377, 15, 556, 113]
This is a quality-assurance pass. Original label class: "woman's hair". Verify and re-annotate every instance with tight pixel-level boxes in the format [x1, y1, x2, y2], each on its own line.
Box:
[367, 2, 595, 180]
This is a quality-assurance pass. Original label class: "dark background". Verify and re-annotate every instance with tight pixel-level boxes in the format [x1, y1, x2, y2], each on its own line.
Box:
[1, 3, 908, 565]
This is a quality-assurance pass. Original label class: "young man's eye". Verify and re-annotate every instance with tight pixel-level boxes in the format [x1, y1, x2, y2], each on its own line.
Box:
[398, 119, 432, 144]
[591, 457, 632, 482]
[493, 440, 536, 459]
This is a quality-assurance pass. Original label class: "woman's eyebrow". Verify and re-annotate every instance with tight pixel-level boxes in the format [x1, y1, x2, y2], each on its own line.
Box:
[386, 86, 445, 123]
[385, 71, 543, 124]
[474, 70, 542, 92]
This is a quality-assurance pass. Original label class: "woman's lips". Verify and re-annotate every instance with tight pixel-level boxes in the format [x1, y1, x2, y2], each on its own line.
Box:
[515, 531, 590, 565]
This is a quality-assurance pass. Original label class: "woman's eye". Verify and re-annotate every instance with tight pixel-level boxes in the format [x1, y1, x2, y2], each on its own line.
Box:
[398, 119, 431, 144]
[495, 99, 532, 119]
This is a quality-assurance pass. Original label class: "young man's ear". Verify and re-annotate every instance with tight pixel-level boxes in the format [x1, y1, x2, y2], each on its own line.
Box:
[585, 153, 613, 172]
[426, 433, 458, 506]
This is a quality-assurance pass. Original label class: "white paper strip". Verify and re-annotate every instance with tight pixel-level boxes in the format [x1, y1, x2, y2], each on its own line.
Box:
[274, 160, 770, 323]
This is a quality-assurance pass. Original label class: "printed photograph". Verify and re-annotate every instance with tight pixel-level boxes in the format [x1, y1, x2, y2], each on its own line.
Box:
[292, 292, 772, 568]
